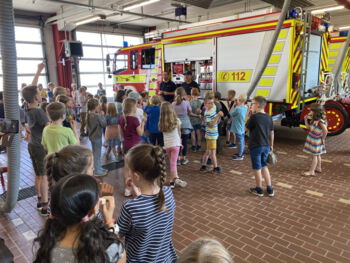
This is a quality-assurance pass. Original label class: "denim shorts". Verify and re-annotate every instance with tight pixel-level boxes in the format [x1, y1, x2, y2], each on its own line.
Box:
[192, 124, 202, 131]
[249, 146, 270, 170]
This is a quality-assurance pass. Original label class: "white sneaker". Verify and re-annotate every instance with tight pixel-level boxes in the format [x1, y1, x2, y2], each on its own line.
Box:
[124, 188, 132, 197]
[175, 178, 187, 188]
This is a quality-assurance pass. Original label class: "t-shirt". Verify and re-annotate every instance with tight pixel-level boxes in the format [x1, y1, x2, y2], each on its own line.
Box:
[25, 107, 49, 146]
[78, 94, 88, 113]
[181, 80, 199, 95]
[87, 113, 107, 140]
[119, 115, 141, 150]
[160, 81, 177, 102]
[246, 112, 274, 149]
[97, 89, 106, 97]
[230, 105, 248, 134]
[41, 90, 47, 98]
[204, 104, 219, 140]
[42, 125, 77, 154]
[117, 187, 177, 263]
[163, 118, 181, 149]
[48, 90, 54, 102]
[190, 99, 202, 126]
[51, 242, 123, 263]
[136, 108, 144, 123]
[114, 102, 123, 115]
[172, 101, 190, 116]
[144, 105, 160, 134]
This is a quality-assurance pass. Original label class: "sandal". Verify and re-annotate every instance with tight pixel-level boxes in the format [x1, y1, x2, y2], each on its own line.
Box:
[302, 172, 315, 177]
[315, 169, 322, 173]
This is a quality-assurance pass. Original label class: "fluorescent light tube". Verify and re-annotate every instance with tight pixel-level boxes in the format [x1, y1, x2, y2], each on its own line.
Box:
[124, 0, 160, 11]
[311, 5, 344, 14]
[76, 16, 101, 26]
[339, 25, 350, 30]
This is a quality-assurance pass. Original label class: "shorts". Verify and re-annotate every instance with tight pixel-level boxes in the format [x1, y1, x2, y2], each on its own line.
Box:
[206, 140, 217, 150]
[107, 138, 121, 147]
[28, 143, 46, 176]
[249, 146, 270, 170]
[192, 124, 202, 131]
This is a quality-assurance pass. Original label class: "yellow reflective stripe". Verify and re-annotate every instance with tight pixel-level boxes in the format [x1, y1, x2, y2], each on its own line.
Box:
[278, 29, 288, 39]
[329, 51, 338, 57]
[268, 54, 281, 64]
[273, 42, 285, 52]
[256, 89, 270, 97]
[149, 90, 156, 96]
[165, 39, 212, 47]
[329, 43, 341, 49]
[258, 78, 274, 87]
[114, 74, 146, 83]
[328, 59, 336, 65]
[263, 67, 277, 76]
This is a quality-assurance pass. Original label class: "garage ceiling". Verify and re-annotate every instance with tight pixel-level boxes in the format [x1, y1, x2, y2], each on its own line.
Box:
[13, 0, 350, 28]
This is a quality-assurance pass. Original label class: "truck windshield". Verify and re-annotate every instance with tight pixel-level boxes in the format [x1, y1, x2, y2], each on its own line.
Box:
[115, 54, 128, 73]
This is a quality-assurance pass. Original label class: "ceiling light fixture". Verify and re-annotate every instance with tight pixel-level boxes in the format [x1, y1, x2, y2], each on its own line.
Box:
[339, 25, 350, 30]
[75, 15, 105, 26]
[311, 5, 344, 14]
[124, 0, 160, 11]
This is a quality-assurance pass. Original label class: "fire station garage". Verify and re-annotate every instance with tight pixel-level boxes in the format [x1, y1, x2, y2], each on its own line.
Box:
[1, 0, 350, 262]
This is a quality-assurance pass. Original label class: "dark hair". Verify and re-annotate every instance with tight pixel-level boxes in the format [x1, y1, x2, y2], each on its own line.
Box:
[115, 90, 126, 103]
[47, 102, 66, 121]
[0, 91, 3, 101]
[126, 89, 133, 96]
[310, 103, 325, 121]
[56, 94, 69, 104]
[40, 102, 49, 113]
[45, 145, 93, 192]
[34, 174, 122, 263]
[87, 98, 99, 111]
[22, 85, 39, 104]
[214, 91, 221, 100]
[253, 96, 267, 109]
[53, 87, 66, 97]
[126, 144, 167, 211]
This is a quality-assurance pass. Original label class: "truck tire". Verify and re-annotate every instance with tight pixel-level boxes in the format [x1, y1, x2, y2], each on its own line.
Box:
[325, 103, 349, 136]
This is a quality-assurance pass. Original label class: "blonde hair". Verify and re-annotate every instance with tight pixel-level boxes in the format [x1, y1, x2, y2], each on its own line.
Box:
[191, 88, 200, 97]
[122, 98, 137, 115]
[204, 91, 215, 101]
[175, 87, 186, 105]
[159, 102, 178, 133]
[177, 238, 233, 263]
[107, 103, 117, 117]
[237, 93, 247, 103]
[227, 90, 236, 99]
[150, 95, 161, 106]
[53, 87, 67, 97]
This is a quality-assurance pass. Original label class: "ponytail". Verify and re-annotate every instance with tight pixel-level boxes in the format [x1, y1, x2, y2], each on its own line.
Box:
[152, 146, 166, 211]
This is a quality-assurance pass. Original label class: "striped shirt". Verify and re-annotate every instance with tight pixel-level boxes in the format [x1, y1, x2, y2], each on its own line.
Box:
[117, 187, 177, 263]
[205, 104, 219, 140]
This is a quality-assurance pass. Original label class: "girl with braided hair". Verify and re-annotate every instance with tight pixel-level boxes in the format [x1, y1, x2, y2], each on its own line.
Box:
[117, 144, 177, 263]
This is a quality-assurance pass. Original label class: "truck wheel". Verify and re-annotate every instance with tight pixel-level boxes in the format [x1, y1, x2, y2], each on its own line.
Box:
[325, 103, 349, 136]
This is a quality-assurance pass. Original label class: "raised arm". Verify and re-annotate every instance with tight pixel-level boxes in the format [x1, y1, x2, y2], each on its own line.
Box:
[31, 62, 46, 86]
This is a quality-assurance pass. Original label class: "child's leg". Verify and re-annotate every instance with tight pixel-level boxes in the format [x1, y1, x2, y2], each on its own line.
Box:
[40, 175, 49, 204]
[191, 130, 196, 146]
[261, 166, 272, 187]
[35, 176, 42, 198]
[181, 133, 189, 158]
[210, 150, 218, 167]
[226, 129, 230, 143]
[201, 149, 210, 165]
[91, 139, 104, 174]
[196, 129, 202, 146]
[232, 133, 236, 144]
[112, 146, 118, 157]
[236, 133, 245, 156]
[316, 155, 322, 171]
[253, 169, 263, 188]
[308, 155, 318, 174]
[167, 146, 180, 182]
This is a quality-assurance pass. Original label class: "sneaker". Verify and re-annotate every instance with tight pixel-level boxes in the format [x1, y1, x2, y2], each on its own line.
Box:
[124, 188, 132, 197]
[213, 167, 221, 174]
[227, 143, 237, 149]
[170, 182, 175, 189]
[95, 169, 108, 177]
[40, 207, 51, 217]
[196, 145, 201, 151]
[191, 146, 197, 152]
[249, 187, 264, 197]
[200, 165, 208, 172]
[181, 158, 189, 165]
[175, 178, 187, 188]
[267, 187, 275, 197]
[37, 202, 43, 210]
[232, 155, 244, 161]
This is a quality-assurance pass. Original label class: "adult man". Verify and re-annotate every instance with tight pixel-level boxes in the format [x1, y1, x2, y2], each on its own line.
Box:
[159, 72, 176, 102]
[182, 71, 199, 95]
[96, 82, 106, 97]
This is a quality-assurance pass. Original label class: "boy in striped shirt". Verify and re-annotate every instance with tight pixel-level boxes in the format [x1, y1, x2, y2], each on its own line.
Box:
[200, 92, 224, 173]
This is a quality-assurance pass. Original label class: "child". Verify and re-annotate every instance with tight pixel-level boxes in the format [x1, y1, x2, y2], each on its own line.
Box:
[56, 95, 75, 129]
[190, 88, 203, 152]
[119, 98, 146, 196]
[226, 89, 237, 148]
[117, 144, 177, 263]
[87, 98, 108, 177]
[177, 238, 233, 263]
[230, 94, 248, 160]
[172, 87, 194, 165]
[38, 83, 47, 101]
[105, 103, 121, 160]
[78, 86, 88, 137]
[42, 102, 78, 154]
[34, 175, 125, 263]
[246, 96, 275, 197]
[200, 92, 223, 173]
[140, 91, 150, 108]
[144, 95, 163, 146]
[22, 63, 50, 216]
[45, 145, 94, 191]
[114, 89, 126, 115]
[159, 102, 187, 189]
[47, 82, 55, 102]
[100, 96, 108, 146]
[302, 103, 327, 176]
[53, 86, 67, 101]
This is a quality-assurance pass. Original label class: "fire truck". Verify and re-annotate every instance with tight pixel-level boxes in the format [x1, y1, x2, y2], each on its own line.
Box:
[108, 10, 350, 136]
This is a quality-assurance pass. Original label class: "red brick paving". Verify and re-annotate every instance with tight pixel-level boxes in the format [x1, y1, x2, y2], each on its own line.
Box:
[1, 125, 350, 262]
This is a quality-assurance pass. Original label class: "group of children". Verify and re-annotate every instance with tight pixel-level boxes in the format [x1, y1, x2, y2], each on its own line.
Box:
[18, 63, 329, 262]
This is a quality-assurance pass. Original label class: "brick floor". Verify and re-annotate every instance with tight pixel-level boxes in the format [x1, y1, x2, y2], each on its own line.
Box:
[1, 124, 350, 262]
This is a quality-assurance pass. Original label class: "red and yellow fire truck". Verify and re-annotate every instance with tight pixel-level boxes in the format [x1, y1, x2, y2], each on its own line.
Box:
[109, 10, 350, 136]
